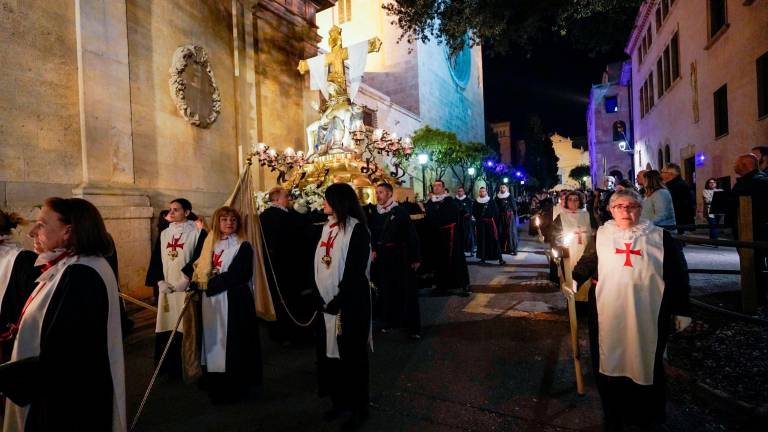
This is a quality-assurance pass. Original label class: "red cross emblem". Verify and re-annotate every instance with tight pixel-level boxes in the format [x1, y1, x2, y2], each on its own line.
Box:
[212, 250, 224, 270]
[166, 234, 185, 259]
[615, 242, 642, 267]
[573, 228, 587, 245]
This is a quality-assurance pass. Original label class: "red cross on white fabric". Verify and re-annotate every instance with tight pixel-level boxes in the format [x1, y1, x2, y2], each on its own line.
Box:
[166, 234, 185, 253]
[573, 228, 587, 245]
[212, 250, 224, 270]
[615, 242, 642, 267]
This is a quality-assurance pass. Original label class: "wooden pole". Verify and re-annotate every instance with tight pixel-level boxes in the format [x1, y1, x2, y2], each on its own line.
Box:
[737, 196, 757, 315]
[567, 294, 585, 396]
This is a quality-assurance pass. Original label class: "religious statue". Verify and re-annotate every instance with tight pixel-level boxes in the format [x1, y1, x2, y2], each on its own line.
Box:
[298, 26, 382, 157]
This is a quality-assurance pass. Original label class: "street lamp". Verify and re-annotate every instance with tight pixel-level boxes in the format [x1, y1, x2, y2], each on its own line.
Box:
[417, 153, 429, 200]
[503, 177, 509, 184]
[468, 167, 476, 176]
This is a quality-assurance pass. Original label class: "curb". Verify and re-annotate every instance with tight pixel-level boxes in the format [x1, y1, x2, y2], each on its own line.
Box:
[665, 363, 768, 422]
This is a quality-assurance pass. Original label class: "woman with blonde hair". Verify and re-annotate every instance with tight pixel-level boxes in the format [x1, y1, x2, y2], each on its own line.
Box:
[640, 170, 676, 228]
[192, 206, 261, 404]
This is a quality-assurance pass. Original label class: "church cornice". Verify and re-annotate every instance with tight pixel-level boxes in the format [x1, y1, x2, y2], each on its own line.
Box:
[625, 0, 655, 55]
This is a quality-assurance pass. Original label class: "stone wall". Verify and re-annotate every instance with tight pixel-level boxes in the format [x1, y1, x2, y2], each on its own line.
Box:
[0, 0, 82, 201]
[127, 0, 239, 211]
[588, 82, 633, 186]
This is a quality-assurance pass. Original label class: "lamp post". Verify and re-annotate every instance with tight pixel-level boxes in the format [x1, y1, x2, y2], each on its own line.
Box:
[417, 153, 429, 200]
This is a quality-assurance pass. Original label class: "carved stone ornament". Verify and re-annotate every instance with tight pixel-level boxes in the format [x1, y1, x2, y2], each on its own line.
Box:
[169, 45, 221, 128]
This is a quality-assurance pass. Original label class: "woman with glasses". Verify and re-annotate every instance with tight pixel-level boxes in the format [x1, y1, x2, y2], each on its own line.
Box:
[573, 189, 691, 431]
[639, 170, 676, 228]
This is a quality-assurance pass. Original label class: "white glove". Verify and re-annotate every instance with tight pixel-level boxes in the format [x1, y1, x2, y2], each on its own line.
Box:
[174, 277, 190, 292]
[158, 281, 174, 294]
[561, 280, 577, 300]
[674, 316, 692, 332]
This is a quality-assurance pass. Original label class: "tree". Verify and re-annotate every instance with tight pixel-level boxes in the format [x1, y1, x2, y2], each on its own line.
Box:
[569, 164, 591, 189]
[521, 115, 559, 190]
[446, 141, 493, 191]
[382, 0, 643, 56]
[409, 125, 458, 181]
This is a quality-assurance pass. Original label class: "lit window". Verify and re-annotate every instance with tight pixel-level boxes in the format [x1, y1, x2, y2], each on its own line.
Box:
[671, 33, 680, 80]
[657, 58, 665, 97]
[605, 96, 619, 113]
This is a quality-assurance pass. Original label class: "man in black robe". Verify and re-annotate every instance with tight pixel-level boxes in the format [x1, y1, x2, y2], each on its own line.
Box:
[661, 163, 695, 233]
[260, 187, 315, 343]
[455, 186, 475, 256]
[368, 183, 421, 338]
[472, 187, 503, 264]
[424, 180, 470, 295]
[494, 184, 518, 256]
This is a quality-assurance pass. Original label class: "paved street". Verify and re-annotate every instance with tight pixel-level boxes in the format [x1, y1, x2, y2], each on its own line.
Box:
[125, 233, 741, 431]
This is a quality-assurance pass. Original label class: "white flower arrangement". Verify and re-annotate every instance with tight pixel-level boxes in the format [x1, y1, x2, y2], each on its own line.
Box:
[254, 183, 327, 214]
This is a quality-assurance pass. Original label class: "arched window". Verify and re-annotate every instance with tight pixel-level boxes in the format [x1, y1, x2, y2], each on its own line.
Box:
[657, 148, 664, 169]
[664, 144, 671, 164]
[612, 120, 627, 141]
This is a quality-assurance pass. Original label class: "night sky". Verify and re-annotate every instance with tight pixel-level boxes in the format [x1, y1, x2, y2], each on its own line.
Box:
[483, 39, 628, 140]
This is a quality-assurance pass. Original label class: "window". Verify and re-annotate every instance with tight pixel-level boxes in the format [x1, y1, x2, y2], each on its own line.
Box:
[337, 0, 352, 24]
[638, 46, 643, 64]
[640, 86, 646, 118]
[655, 8, 662, 31]
[644, 81, 650, 115]
[758, 51, 768, 118]
[663, 46, 672, 89]
[613, 121, 627, 141]
[714, 84, 729, 137]
[605, 96, 619, 113]
[671, 33, 680, 80]
[657, 149, 664, 169]
[363, 107, 377, 127]
[664, 145, 671, 164]
[657, 58, 665, 97]
[709, 0, 727, 39]
[649, 74, 655, 109]
[646, 27, 653, 50]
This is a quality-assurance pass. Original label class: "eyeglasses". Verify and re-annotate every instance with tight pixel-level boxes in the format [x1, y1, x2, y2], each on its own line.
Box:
[611, 204, 641, 211]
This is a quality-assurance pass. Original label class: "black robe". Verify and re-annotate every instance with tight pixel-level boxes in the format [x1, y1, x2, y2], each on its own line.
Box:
[144, 228, 208, 378]
[455, 196, 475, 254]
[573, 231, 691, 428]
[260, 207, 315, 342]
[0, 264, 115, 431]
[424, 197, 470, 291]
[0, 250, 40, 362]
[472, 199, 501, 261]
[315, 222, 371, 414]
[201, 242, 262, 401]
[494, 195, 518, 254]
[369, 205, 421, 333]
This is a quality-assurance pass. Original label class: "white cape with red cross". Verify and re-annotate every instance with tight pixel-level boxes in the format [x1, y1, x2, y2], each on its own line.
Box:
[595, 219, 664, 385]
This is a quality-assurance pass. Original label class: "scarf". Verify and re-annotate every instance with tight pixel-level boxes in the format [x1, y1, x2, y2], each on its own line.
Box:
[476, 195, 490, 204]
[376, 199, 397, 214]
[430, 193, 448, 202]
[496, 191, 510, 199]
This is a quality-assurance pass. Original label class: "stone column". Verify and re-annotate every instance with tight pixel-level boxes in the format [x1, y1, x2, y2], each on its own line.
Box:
[73, 0, 153, 299]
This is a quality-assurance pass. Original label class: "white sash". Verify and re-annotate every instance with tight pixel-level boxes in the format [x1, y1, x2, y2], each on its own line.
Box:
[4, 255, 126, 432]
[0, 243, 22, 315]
[157, 221, 201, 333]
[200, 236, 243, 373]
[314, 217, 367, 358]
[595, 220, 665, 385]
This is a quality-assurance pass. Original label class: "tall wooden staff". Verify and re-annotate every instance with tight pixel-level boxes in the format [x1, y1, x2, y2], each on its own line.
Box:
[552, 250, 585, 395]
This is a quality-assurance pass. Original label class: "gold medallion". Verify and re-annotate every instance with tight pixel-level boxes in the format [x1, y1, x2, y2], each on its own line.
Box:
[321, 255, 332, 268]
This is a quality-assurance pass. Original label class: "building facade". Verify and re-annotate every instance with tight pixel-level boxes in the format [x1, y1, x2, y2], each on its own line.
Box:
[587, 61, 634, 187]
[551, 133, 591, 189]
[626, 0, 768, 217]
[490, 121, 512, 164]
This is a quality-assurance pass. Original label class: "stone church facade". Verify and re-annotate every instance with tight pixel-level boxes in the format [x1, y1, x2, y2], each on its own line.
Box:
[0, 0, 485, 297]
[0, 0, 333, 297]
